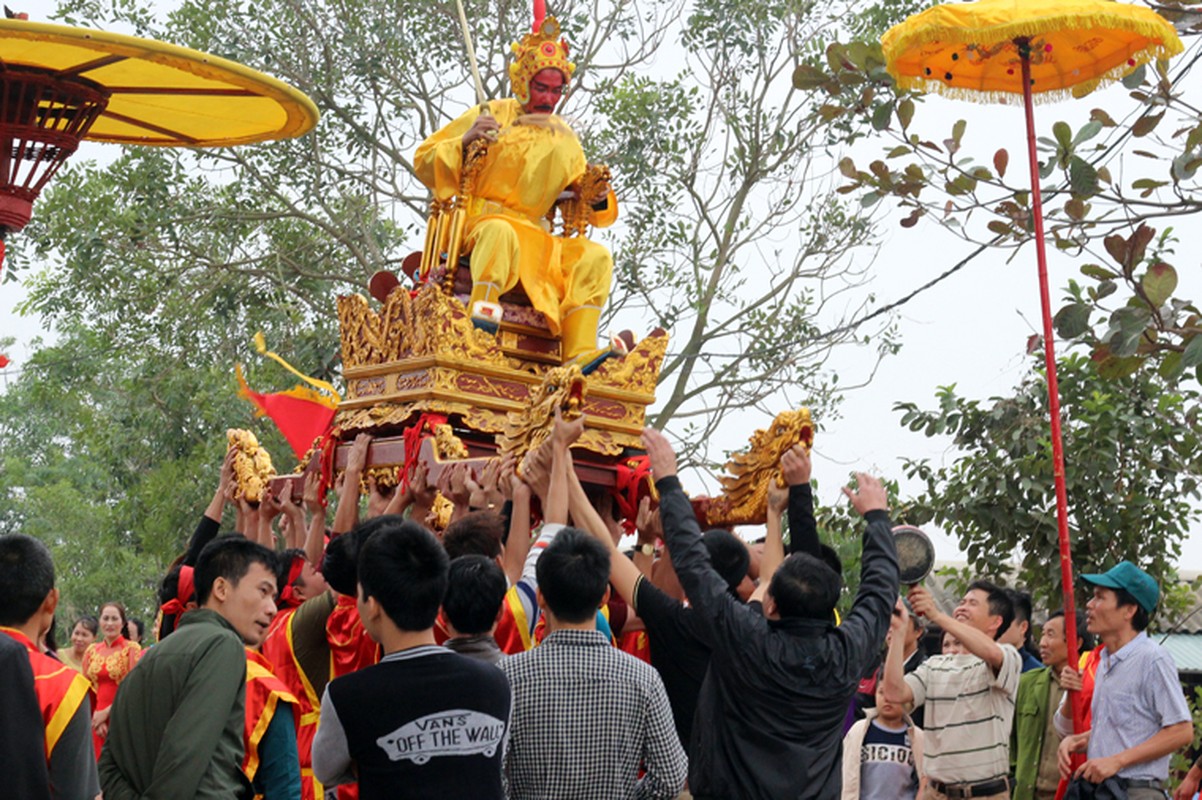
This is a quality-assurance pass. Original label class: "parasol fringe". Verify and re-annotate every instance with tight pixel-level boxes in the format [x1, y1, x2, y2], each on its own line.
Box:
[892, 42, 1182, 105]
[883, 11, 1184, 63]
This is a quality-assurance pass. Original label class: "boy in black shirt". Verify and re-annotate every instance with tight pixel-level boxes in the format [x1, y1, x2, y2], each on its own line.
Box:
[312, 518, 512, 800]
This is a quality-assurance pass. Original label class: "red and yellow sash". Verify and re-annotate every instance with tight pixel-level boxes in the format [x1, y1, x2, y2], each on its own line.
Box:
[244, 649, 299, 786]
[0, 627, 91, 759]
[260, 608, 323, 800]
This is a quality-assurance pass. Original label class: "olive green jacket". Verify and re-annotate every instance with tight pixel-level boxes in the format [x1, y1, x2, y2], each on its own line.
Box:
[98, 608, 253, 799]
[1010, 665, 1060, 800]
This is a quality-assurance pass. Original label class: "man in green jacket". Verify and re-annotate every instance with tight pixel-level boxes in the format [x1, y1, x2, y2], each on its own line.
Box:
[99, 537, 279, 800]
[1010, 609, 1093, 800]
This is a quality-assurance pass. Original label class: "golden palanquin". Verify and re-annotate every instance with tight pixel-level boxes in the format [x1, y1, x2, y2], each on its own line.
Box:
[321, 280, 668, 493]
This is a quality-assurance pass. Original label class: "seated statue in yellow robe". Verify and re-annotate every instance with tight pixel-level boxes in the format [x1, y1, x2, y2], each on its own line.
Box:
[413, 17, 618, 364]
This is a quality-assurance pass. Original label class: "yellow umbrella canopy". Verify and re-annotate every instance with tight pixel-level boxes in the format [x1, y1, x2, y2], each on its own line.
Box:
[0, 18, 319, 239]
[0, 18, 318, 145]
[881, 0, 1183, 102]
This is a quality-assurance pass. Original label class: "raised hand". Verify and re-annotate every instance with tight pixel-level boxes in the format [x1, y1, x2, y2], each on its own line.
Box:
[841, 472, 888, 516]
[551, 407, 586, 449]
[303, 467, 325, 514]
[767, 477, 789, 517]
[636, 496, 662, 545]
[640, 427, 678, 480]
[780, 444, 811, 486]
[346, 433, 371, 475]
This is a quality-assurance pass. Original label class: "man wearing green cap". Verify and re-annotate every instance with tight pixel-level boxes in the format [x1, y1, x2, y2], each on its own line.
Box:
[1055, 561, 1192, 798]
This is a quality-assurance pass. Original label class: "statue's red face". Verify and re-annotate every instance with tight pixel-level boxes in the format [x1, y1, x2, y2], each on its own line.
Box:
[524, 68, 566, 114]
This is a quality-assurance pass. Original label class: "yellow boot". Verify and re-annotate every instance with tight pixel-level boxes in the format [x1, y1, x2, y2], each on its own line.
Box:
[561, 306, 618, 373]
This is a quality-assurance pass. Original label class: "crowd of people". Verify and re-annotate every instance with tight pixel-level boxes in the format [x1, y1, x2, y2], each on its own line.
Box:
[1, 413, 1198, 800]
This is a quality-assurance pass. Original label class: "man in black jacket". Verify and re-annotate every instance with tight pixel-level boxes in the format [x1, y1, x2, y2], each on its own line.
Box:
[641, 428, 899, 800]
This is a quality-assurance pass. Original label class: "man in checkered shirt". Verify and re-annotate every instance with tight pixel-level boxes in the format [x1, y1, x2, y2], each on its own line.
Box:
[499, 524, 685, 799]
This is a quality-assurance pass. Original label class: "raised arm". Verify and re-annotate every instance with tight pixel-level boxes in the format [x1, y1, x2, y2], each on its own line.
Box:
[302, 469, 328, 569]
[543, 410, 581, 526]
[184, 448, 235, 565]
[564, 447, 642, 605]
[908, 584, 1004, 673]
[882, 598, 917, 706]
[332, 433, 370, 535]
[633, 497, 661, 580]
[642, 428, 733, 620]
[782, 444, 818, 557]
[752, 475, 789, 603]
[836, 473, 901, 679]
[503, 465, 534, 586]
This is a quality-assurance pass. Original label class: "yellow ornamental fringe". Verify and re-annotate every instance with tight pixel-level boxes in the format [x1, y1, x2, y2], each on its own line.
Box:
[892, 47, 1175, 105]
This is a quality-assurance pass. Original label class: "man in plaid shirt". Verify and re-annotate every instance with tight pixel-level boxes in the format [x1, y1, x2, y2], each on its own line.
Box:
[500, 415, 686, 799]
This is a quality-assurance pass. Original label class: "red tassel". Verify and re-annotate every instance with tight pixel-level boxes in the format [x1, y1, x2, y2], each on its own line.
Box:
[532, 0, 545, 31]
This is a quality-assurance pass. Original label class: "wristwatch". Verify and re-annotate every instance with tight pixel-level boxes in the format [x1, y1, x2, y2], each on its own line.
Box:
[638, 543, 656, 557]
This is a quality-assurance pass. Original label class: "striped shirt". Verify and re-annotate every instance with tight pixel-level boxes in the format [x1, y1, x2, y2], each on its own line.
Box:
[905, 644, 1020, 783]
[1074, 632, 1189, 780]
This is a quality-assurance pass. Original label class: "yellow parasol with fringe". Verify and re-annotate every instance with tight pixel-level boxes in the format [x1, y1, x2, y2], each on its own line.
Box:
[882, 0, 1182, 102]
[881, 0, 1182, 774]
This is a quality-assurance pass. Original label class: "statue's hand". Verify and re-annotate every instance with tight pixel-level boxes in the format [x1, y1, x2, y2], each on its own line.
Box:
[463, 114, 500, 146]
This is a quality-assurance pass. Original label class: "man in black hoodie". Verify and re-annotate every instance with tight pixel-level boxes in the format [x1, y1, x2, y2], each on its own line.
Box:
[641, 427, 899, 800]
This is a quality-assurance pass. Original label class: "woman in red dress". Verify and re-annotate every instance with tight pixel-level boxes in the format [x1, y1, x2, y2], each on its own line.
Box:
[82, 601, 141, 757]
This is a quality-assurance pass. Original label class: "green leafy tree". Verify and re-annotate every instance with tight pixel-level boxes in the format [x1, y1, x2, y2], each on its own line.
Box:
[789, 24, 1202, 398]
[896, 353, 1202, 612]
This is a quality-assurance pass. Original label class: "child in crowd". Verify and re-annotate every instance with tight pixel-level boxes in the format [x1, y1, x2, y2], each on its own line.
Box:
[841, 682, 925, 800]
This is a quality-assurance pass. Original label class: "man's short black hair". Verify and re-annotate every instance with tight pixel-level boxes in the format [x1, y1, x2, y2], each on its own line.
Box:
[968, 579, 1014, 641]
[819, 544, 844, 587]
[444, 555, 507, 635]
[194, 537, 279, 606]
[443, 512, 505, 560]
[358, 519, 449, 632]
[1005, 588, 1036, 651]
[536, 528, 609, 624]
[0, 535, 54, 627]
[1048, 608, 1096, 652]
[1113, 587, 1151, 632]
[768, 553, 840, 620]
[322, 521, 382, 597]
[702, 529, 750, 592]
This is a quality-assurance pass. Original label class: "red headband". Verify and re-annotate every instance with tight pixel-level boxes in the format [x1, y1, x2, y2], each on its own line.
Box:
[160, 565, 195, 617]
[278, 555, 307, 609]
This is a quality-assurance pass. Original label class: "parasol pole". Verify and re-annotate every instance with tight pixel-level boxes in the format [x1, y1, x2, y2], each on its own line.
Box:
[1019, 37, 1085, 748]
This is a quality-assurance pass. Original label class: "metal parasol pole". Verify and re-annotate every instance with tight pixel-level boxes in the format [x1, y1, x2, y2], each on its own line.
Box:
[1019, 40, 1084, 742]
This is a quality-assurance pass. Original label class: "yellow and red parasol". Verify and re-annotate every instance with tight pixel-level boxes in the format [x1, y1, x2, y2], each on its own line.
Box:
[882, 0, 1182, 759]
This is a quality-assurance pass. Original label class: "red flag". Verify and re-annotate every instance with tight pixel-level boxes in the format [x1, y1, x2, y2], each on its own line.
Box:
[236, 365, 337, 462]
